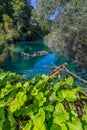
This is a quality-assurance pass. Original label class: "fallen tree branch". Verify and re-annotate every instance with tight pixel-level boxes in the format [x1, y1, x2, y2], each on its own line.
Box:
[49, 63, 68, 77]
[64, 68, 87, 84]
[48, 63, 87, 84]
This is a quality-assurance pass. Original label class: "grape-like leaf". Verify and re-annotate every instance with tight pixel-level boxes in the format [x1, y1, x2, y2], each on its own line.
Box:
[35, 92, 46, 107]
[53, 103, 69, 124]
[61, 89, 77, 102]
[50, 123, 61, 130]
[23, 120, 33, 130]
[10, 92, 26, 112]
[67, 118, 83, 130]
[66, 77, 74, 86]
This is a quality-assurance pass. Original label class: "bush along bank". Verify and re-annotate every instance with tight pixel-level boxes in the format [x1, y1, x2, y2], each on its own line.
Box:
[0, 69, 87, 130]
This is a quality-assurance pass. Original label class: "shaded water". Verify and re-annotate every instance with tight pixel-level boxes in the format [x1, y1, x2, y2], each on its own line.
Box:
[0, 40, 87, 87]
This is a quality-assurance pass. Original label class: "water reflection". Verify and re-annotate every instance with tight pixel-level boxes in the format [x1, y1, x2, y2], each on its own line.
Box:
[0, 41, 87, 87]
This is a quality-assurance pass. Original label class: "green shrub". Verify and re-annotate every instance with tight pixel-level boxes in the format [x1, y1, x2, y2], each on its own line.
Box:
[0, 70, 87, 130]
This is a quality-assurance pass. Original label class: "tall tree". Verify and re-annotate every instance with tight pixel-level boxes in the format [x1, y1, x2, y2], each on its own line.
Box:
[44, 0, 87, 66]
[0, 0, 32, 54]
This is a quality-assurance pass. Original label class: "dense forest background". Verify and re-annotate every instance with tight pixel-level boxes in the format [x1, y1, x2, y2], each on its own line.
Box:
[0, 0, 87, 67]
[0, 1, 87, 129]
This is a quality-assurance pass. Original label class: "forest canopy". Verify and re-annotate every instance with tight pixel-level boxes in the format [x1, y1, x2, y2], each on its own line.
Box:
[0, 0, 48, 56]
[0, 0, 87, 67]
[33, 0, 87, 67]
[0, 1, 87, 129]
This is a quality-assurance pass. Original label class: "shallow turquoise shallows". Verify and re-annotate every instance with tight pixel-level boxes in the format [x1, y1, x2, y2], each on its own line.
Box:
[0, 40, 87, 87]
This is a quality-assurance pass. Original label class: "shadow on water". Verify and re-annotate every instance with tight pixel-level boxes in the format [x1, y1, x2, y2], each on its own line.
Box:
[0, 40, 87, 87]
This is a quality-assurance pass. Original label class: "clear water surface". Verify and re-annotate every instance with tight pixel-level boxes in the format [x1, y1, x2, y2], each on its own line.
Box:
[0, 40, 87, 87]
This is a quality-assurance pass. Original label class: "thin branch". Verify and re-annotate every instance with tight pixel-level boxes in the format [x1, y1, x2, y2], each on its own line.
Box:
[49, 63, 68, 77]
[64, 68, 87, 84]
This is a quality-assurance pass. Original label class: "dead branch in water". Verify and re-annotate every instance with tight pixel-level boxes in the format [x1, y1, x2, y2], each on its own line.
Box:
[49, 63, 87, 84]
[49, 63, 68, 77]
[64, 68, 87, 84]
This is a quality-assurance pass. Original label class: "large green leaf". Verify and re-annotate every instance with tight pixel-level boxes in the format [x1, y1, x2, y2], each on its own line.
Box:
[32, 108, 46, 130]
[10, 92, 27, 112]
[33, 123, 46, 130]
[23, 82, 30, 91]
[23, 120, 33, 130]
[67, 118, 83, 130]
[61, 89, 77, 102]
[31, 88, 39, 96]
[0, 100, 6, 108]
[0, 82, 22, 99]
[66, 77, 74, 86]
[44, 105, 54, 112]
[53, 103, 69, 124]
[53, 82, 61, 91]
[50, 123, 61, 130]
[57, 90, 65, 102]
[35, 92, 46, 107]
[60, 123, 68, 130]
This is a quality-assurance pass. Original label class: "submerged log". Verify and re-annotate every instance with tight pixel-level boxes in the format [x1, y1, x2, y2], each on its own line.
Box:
[21, 51, 48, 58]
[21, 52, 30, 57]
[36, 51, 48, 55]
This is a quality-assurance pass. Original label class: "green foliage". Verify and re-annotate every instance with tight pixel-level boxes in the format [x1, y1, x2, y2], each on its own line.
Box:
[44, 0, 87, 67]
[10, 92, 27, 113]
[66, 76, 74, 86]
[0, 0, 50, 57]
[53, 103, 69, 124]
[67, 118, 83, 130]
[0, 42, 4, 54]
[0, 0, 34, 61]
[0, 70, 87, 129]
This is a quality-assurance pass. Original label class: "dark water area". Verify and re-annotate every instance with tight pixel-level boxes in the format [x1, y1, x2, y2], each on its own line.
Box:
[0, 40, 87, 87]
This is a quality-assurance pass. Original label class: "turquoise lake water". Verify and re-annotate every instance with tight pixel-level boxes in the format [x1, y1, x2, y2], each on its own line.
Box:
[0, 40, 87, 87]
